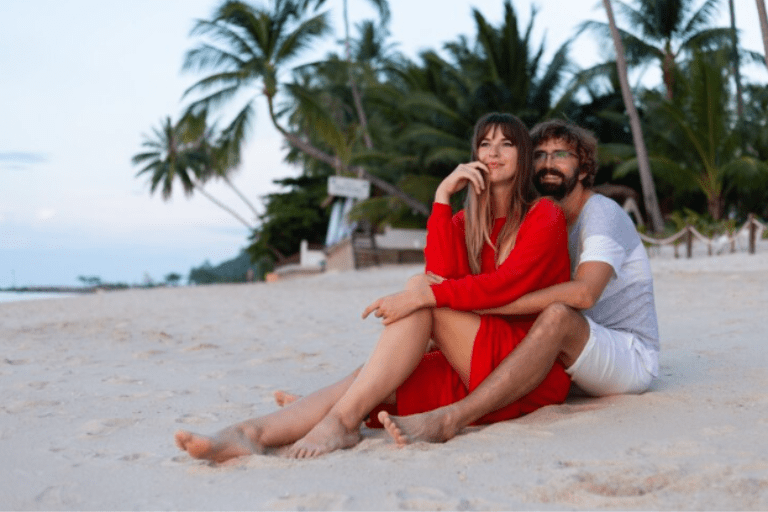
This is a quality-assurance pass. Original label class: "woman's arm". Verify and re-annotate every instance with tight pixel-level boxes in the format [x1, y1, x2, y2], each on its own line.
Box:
[425, 162, 489, 278]
[364, 201, 570, 325]
[430, 199, 571, 311]
[424, 204, 467, 279]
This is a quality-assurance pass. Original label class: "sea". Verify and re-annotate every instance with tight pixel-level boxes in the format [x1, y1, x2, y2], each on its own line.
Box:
[0, 292, 77, 304]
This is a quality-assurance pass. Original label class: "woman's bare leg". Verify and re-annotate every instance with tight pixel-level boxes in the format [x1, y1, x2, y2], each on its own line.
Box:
[288, 293, 483, 458]
[175, 369, 359, 463]
[379, 308, 483, 446]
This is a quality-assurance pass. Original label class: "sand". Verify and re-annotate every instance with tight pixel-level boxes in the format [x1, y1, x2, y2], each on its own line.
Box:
[2, 246, 768, 510]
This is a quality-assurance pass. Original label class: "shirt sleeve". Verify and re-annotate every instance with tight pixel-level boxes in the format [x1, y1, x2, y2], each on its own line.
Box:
[424, 202, 471, 279]
[429, 199, 570, 310]
[578, 234, 624, 277]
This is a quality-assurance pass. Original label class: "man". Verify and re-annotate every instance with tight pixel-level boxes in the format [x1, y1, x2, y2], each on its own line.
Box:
[378, 119, 660, 445]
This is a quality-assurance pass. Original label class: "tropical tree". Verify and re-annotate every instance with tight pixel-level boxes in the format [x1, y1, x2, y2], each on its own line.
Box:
[132, 115, 255, 229]
[183, 0, 428, 215]
[580, 0, 737, 99]
[602, 0, 664, 232]
[617, 50, 761, 220]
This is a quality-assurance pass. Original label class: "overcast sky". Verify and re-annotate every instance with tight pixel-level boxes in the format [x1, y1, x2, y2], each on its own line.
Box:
[1, 0, 765, 287]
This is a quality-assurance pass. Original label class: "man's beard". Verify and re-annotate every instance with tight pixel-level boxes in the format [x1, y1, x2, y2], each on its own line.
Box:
[534, 168, 580, 200]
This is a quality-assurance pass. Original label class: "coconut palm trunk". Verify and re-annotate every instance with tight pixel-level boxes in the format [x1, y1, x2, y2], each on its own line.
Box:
[194, 182, 255, 229]
[729, 0, 744, 115]
[757, 0, 768, 69]
[343, 0, 374, 154]
[603, 0, 665, 233]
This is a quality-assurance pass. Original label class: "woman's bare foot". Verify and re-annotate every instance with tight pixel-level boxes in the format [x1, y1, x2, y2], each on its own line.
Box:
[286, 413, 361, 459]
[273, 390, 300, 407]
[378, 407, 461, 446]
[174, 424, 265, 463]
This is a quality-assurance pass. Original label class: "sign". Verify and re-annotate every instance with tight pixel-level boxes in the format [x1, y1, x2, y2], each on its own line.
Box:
[327, 176, 371, 199]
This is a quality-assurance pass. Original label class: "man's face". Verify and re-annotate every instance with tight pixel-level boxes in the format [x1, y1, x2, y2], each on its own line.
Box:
[532, 139, 581, 200]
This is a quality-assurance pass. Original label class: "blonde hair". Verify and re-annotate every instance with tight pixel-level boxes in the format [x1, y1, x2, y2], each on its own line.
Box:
[464, 113, 535, 274]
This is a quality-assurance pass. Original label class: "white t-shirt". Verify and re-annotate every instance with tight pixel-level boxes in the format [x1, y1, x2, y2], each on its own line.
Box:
[568, 194, 660, 376]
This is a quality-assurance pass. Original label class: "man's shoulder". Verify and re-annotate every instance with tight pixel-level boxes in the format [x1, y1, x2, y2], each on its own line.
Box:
[582, 194, 634, 226]
[578, 193, 641, 248]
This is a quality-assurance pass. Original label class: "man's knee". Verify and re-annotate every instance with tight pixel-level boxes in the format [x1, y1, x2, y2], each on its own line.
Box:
[540, 302, 577, 325]
[536, 303, 590, 365]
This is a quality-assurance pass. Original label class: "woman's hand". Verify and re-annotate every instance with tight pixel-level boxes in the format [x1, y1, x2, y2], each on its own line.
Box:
[424, 272, 445, 285]
[434, 162, 489, 204]
[362, 285, 436, 325]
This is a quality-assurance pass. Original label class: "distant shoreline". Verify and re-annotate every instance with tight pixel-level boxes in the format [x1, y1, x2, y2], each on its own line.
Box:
[1, 286, 97, 294]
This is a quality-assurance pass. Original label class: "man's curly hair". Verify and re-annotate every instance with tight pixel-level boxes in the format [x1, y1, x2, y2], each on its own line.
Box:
[530, 119, 598, 188]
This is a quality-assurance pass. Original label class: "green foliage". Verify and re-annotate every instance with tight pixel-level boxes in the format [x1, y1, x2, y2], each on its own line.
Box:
[137, 0, 768, 264]
[246, 175, 331, 263]
[164, 273, 182, 286]
[667, 208, 737, 238]
[188, 251, 266, 284]
[77, 275, 102, 287]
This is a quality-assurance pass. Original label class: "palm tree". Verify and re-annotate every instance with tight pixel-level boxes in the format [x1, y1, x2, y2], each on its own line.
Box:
[392, 1, 572, 168]
[603, 0, 665, 232]
[183, 0, 429, 215]
[341, 0, 390, 152]
[581, 0, 736, 99]
[132, 115, 255, 229]
[618, 50, 749, 220]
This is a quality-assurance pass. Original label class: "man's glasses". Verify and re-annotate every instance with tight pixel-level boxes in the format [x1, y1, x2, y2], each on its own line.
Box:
[533, 150, 576, 164]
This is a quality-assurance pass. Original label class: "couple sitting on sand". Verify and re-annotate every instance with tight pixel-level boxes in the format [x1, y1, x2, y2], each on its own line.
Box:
[175, 114, 660, 462]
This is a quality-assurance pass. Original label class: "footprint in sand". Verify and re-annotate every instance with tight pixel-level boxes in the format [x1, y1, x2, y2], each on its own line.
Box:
[572, 469, 677, 498]
[265, 492, 351, 510]
[79, 417, 139, 437]
[2, 400, 61, 414]
[175, 412, 219, 425]
[396, 487, 470, 511]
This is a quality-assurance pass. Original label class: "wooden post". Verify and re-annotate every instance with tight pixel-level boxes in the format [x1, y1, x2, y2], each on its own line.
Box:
[686, 226, 693, 258]
[749, 214, 757, 255]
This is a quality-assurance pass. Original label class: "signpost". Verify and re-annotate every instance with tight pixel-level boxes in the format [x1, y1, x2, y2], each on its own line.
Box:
[327, 176, 371, 199]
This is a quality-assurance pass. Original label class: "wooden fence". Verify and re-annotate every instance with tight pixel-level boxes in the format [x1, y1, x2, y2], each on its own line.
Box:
[639, 214, 766, 258]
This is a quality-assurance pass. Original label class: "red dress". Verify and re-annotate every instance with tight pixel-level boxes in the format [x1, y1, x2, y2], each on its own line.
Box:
[373, 198, 572, 426]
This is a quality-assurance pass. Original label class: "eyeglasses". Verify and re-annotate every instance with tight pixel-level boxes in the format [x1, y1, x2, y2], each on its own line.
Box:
[533, 150, 576, 163]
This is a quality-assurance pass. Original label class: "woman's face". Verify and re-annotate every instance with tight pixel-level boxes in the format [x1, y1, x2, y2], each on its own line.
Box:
[477, 125, 518, 185]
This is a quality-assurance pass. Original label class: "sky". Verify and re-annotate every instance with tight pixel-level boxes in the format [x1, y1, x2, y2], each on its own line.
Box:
[1, 0, 766, 287]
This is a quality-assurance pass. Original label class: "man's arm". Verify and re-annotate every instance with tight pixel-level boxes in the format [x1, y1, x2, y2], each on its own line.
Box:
[476, 261, 615, 316]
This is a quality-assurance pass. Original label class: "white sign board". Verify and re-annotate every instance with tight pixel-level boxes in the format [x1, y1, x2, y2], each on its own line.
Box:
[328, 176, 371, 199]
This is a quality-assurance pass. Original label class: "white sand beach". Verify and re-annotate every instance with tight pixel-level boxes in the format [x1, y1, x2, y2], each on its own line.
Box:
[2, 247, 768, 510]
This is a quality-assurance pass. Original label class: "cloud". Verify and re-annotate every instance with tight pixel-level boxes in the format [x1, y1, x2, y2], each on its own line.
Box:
[0, 152, 49, 171]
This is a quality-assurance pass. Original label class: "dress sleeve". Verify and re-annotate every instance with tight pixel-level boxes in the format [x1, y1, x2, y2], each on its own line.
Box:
[429, 199, 570, 310]
[424, 202, 470, 279]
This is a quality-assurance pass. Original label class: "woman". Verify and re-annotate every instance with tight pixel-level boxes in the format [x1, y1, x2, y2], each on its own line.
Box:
[175, 113, 571, 461]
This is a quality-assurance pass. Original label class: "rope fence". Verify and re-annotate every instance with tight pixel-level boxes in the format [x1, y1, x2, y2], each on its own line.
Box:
[639, 214, 766, 258]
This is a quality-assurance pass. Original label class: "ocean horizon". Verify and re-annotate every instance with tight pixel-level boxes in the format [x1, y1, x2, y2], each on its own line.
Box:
[0, 291, 78, 304]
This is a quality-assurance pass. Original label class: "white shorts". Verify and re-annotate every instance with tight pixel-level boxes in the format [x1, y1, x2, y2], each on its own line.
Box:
[565, 317, 655, 396]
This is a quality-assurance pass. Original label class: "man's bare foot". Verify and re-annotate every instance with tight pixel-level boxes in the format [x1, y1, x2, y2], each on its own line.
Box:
[286, 413, 361, 458]
[174, 424, 264, 463]
[273, 390, 300, 407]
[378, 407, 461, 446]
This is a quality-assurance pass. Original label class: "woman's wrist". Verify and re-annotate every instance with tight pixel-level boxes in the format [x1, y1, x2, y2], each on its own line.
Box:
[434, 187, 451, 205]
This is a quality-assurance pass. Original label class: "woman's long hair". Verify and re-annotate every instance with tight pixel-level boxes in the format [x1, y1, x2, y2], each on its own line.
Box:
[464, 113, 536, 274]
